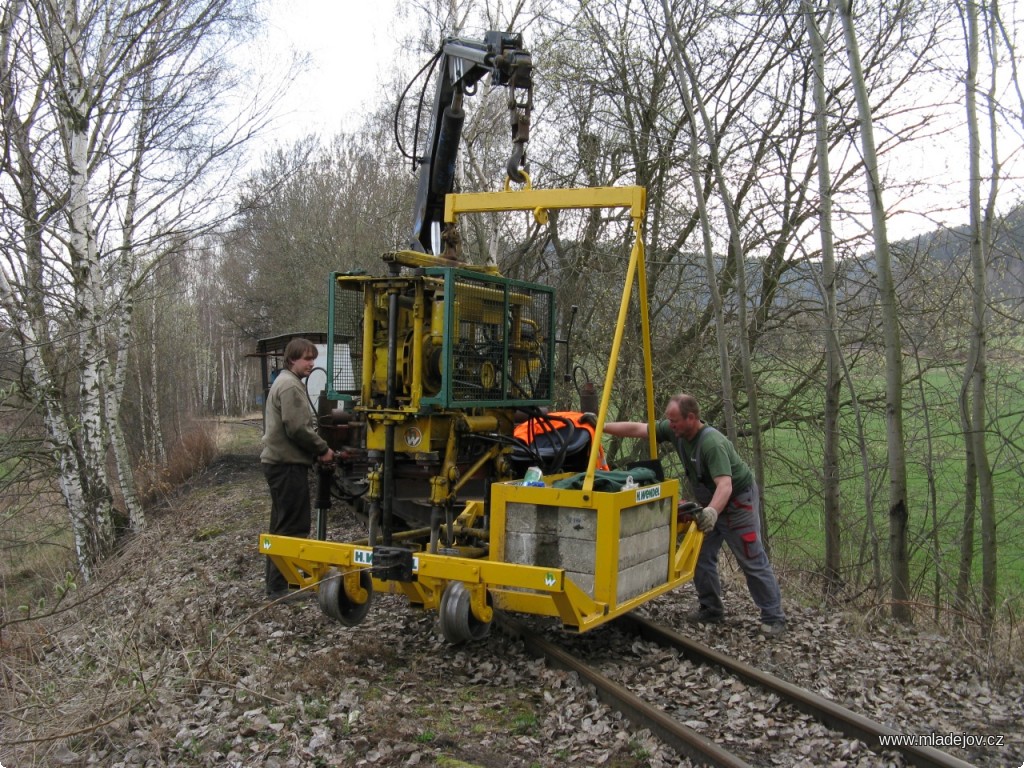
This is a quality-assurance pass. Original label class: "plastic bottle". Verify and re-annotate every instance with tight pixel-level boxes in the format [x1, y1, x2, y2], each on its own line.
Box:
[523, 466, 545, 487]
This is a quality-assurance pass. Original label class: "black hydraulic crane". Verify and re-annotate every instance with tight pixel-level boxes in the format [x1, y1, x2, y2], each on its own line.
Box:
[407, 31, 533, 257]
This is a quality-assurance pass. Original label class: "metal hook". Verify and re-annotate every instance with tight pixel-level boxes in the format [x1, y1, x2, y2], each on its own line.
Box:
[506, 141, 527, 184]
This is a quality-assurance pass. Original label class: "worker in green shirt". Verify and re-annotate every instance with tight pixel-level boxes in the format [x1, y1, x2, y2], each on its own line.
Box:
[604, 393, 786, 636]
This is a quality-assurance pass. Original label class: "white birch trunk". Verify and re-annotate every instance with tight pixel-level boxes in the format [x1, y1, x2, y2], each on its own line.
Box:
[0, 270, 99, 579]
[63, 0, 115, 568]
[107, 303, 145, 529]
[150, 288, 166, 464]
[105, 61, 153, 530]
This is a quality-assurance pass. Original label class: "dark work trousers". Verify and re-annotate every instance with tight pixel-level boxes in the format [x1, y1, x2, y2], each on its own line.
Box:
[263, 462, 312, 594]
[693, 484, 786, 624]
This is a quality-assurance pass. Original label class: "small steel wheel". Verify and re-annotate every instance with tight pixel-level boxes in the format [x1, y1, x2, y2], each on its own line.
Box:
[318, 567, 373, 626]
[439, 581, 491, 644]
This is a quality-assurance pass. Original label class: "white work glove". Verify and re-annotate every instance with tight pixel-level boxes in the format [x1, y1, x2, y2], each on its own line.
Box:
[695, 506, 719, 533]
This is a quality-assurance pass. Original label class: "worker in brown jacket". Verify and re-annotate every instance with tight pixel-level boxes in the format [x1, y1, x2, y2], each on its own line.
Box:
[261, 337, 334, 600]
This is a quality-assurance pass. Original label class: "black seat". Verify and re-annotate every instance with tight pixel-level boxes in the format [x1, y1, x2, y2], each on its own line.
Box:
[510, 422, 592, 476]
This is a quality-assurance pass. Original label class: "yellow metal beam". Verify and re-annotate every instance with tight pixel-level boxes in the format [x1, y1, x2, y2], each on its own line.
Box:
[445, 185, 647, 221]
[383, 249, 501, 274]
[584, 222, 642, 493]
[673, 525, 704, 581]
[636, 223, 659, 459]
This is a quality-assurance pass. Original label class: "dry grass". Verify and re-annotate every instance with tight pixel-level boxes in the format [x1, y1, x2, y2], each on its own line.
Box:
[0, 481, 76, 612]
[213, 414, 263, 455]
[2, 418, 232, 635]
[774, 555, 1024, 688]
[135, 420, 219, 505]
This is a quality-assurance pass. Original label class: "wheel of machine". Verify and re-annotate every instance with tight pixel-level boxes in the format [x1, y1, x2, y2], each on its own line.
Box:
[318, 567, 373, 626]
[439, 581, 491, 644]
[438, 578, 452, 621]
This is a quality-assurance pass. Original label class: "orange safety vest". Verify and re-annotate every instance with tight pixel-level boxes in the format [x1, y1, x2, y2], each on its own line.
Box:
[513, 411, 609, 471]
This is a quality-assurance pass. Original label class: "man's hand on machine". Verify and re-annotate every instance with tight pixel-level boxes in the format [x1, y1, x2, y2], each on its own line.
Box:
[695, 506, 718, 533]
[677, 500, 701, 526]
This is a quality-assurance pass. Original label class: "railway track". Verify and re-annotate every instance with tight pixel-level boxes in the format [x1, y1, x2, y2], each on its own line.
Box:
[499, 614, 977, 768]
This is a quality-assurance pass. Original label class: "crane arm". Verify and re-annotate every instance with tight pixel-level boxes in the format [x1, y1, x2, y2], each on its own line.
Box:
[408, 31, 532, 255]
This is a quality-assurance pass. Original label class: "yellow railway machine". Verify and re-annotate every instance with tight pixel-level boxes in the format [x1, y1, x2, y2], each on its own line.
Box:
[259, 184, 704, 643]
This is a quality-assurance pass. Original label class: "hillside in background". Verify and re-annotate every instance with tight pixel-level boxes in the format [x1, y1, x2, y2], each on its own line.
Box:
[904, 203, 1024, 300]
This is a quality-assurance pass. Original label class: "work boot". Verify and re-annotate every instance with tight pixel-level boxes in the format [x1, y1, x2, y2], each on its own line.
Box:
[760, 620, 787, 637]
[686, 608, 724, 625]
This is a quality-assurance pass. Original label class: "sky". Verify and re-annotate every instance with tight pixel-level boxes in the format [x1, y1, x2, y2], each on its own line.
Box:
[243, 2, 1014, 241]
[252, 0, 406, 145]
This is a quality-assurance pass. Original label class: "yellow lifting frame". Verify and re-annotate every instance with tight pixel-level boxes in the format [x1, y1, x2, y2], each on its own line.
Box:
[445, 184, 647, 222]
[446, 183, 659, 491]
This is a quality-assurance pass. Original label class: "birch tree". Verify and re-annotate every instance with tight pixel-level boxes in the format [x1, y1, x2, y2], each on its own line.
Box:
[0, 0, 266, 578]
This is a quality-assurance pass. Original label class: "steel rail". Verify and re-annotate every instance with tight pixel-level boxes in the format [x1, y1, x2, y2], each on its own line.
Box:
[618, 614, 977, 768]
[499, 616, 754, 768]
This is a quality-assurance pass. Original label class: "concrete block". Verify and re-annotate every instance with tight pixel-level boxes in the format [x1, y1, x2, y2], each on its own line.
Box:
[617, 554, 669, 602]
[558, 509, 597, 540]
[503, 496, 674, 605]
[566, 570, 595, 596]
[619, 498, 671, 537]
[618, 527, 669, 569]
[557, 536, 597, 574]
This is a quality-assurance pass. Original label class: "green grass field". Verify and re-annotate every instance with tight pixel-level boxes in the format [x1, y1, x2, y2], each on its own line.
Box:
[758, 363, 1024, 611]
